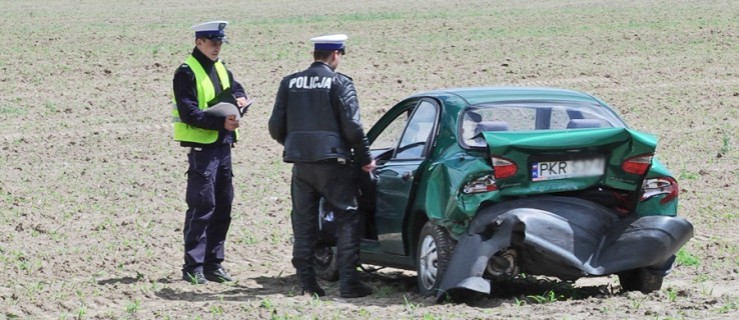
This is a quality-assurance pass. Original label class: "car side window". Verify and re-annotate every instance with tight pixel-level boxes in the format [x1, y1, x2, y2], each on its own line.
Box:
[395, 100, 438, 159]
[371, 109, 411, 151]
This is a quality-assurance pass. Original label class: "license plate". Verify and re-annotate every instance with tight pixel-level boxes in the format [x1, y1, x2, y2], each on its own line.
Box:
[531, 158, 605, 181]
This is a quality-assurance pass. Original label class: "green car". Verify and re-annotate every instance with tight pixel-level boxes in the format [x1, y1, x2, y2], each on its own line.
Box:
[315, 87, 693, 301]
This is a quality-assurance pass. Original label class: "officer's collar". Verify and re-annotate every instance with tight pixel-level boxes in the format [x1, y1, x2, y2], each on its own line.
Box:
[311, 61, 334, 71]
[192, 47, 217, 67]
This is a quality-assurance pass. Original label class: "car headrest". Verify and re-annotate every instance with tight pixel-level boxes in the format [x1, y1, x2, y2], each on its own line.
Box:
[567, 119, 604, 129]
[474, 121, 510, 135]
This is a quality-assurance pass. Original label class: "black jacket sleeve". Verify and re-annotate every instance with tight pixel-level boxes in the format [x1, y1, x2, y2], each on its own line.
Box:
[173, 65, 225, 130]
[332, 74, 372, 166]
[268, 77, 289, 145]
[228, 69, 248, 99]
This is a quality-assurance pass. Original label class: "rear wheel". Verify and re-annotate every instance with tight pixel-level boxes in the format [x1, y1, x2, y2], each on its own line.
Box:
[314, 244, 339, 282]
[617, 268, 664, 293]
[416, 221, 454, 296]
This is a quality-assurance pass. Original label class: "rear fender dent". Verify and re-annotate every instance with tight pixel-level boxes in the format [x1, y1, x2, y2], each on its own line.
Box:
[436, 215, 518, 302]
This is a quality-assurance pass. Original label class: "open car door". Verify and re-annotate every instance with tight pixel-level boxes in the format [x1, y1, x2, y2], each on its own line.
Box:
[371, 99, 439, 255]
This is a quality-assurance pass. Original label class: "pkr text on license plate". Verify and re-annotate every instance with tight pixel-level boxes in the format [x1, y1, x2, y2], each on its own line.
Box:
[531, 158, 605, 181]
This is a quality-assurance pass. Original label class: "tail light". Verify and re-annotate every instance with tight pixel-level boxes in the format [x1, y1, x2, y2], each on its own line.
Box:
[622, 153, 653, 175]
[492, 156, 517, 179]
[642, 177, 679, 204]
[463, 174, 497, 194]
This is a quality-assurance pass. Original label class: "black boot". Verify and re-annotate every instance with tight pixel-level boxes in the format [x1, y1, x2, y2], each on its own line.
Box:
[290, 204, 325, 297]
[300, 278, 326, 297]
[340, 274, 373, 298]
[335, 210, 372, 298]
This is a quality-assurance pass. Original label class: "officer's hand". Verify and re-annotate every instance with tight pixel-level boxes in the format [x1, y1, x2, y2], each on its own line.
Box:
[361, 160, 377, 173]
[224, 114, 240, 131]
[236, 97, 248, 108]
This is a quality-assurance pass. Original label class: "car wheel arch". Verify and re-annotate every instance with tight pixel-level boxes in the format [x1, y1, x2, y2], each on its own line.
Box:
[406, 210, 429, 259]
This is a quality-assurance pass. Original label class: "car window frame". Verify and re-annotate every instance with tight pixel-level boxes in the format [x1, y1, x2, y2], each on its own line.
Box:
[391, 98, 440, 160]
[367, 97, 441, 163]
[367, 100, 418, 162]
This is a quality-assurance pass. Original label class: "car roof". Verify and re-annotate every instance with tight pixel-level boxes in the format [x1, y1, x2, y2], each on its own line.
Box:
[413, 87, 603, 106]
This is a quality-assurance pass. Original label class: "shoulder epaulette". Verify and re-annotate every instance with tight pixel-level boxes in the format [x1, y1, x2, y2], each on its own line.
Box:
[336, 72, 353, 81]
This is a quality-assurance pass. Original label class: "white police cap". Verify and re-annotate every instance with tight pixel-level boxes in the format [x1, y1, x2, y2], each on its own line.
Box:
[310, 34, 348, 51]
[191, 21, 229, 42]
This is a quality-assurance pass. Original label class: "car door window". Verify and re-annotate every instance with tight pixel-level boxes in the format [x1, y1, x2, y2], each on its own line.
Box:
[371, 110, 410, 151]
[395, 100, 438, 159]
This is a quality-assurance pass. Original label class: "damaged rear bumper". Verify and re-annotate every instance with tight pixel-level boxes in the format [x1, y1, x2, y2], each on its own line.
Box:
[436, 196, 693, 302]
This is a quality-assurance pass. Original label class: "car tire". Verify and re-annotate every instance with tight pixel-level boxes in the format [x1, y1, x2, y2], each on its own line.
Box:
[314, 244, 339, 282]
[617, 268, 664, 293]
[416, 221, 454, 297]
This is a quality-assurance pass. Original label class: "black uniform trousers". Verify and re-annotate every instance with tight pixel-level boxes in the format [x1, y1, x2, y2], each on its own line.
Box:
[291, 161, 362, 286]
[183, 143, 233, 273]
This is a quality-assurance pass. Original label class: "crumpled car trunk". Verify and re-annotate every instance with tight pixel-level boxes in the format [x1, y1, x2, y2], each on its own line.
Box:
[435, 196, 693, 302]
[482, 127, 657, 193]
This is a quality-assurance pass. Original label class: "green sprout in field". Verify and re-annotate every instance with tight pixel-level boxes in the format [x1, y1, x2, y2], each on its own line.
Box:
[676, 248, 700, 266]
[719, 129, 731, 157]
[666, 288, 678, 302]
[126, 299, 141, 315]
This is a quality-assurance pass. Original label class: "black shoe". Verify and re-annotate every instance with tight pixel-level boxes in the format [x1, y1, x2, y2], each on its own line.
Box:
[301, 285, 326, 297]
[182, 271, 208, 284]
[340, 281, 373, 298]
[204, 267, 233, 283]
[300, 278, 326, 297]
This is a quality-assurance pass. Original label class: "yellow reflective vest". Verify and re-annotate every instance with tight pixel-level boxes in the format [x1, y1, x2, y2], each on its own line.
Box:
[172, 55, 238, 144]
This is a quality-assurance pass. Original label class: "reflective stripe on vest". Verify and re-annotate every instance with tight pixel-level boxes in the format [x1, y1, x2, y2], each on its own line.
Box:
[172, 56, 238, 143]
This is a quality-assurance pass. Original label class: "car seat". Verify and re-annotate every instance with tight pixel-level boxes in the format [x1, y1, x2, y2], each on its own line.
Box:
[567, 119, 604, 129]
[474, 121, 510, 135]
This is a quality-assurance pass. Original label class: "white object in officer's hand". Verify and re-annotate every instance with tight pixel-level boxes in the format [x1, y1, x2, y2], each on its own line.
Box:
[204, 102, 240, 120]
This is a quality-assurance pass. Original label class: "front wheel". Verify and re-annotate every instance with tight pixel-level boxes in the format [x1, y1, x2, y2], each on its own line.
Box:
[314, 244, 339, 282]
[416, 221, 454, 296]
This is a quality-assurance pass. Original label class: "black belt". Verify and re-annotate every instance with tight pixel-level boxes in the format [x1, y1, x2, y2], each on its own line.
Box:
[313, 158, 348, 165]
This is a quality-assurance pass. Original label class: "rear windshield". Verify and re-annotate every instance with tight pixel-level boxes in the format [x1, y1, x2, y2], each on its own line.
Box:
[460, 101, 627, 147]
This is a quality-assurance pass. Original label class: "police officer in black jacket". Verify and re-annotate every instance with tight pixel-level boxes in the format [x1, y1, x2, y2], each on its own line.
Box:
[268, 34, 376, 298]
[172, 21, 249, 284]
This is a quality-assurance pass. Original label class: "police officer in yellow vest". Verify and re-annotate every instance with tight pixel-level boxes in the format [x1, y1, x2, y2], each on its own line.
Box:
[172, 20, 248, 284]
